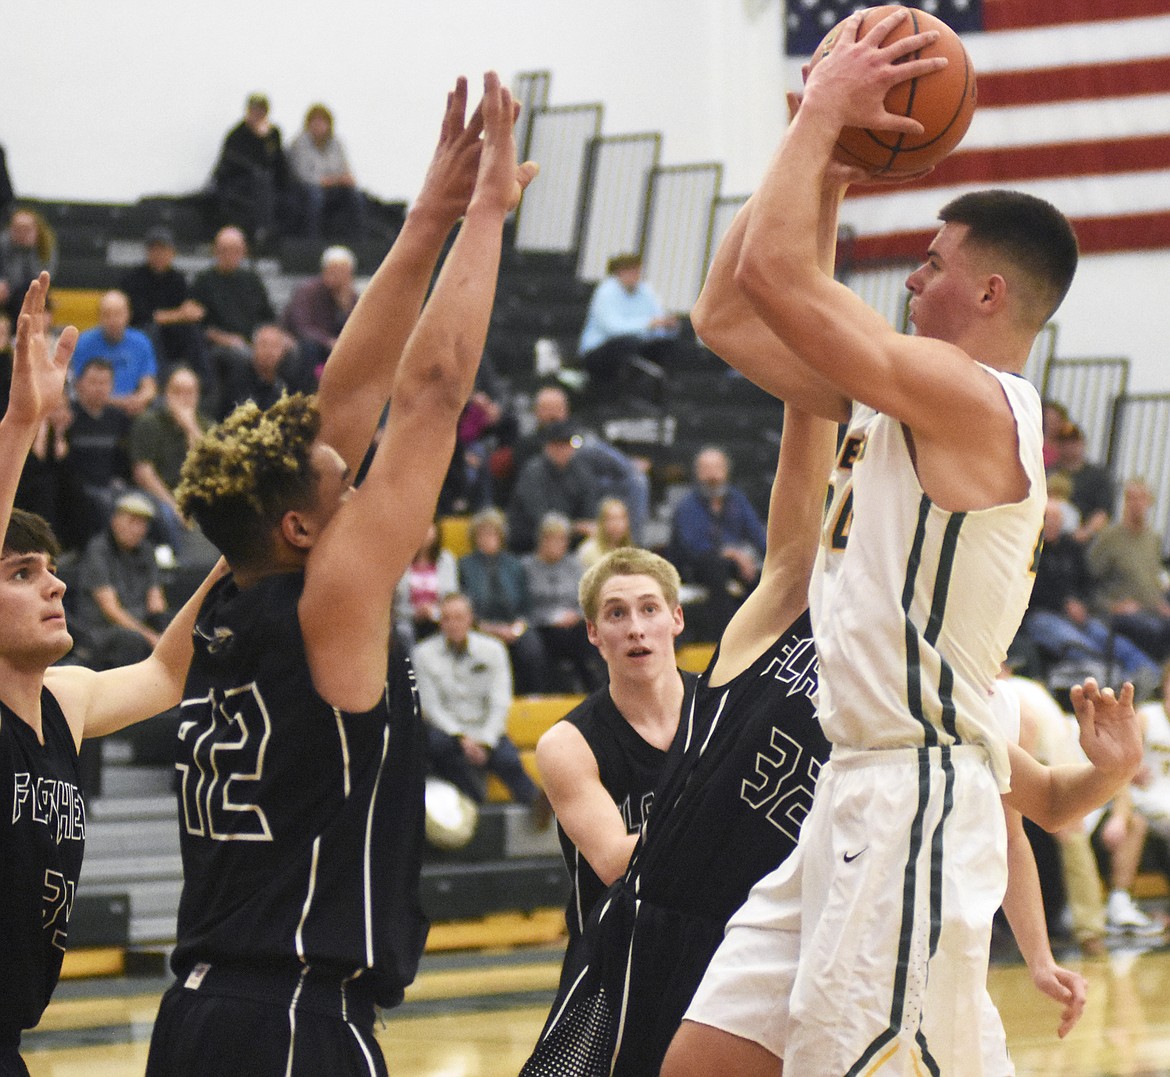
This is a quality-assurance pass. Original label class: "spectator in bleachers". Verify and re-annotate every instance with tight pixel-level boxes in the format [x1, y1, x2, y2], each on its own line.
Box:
[1088, 478, 1170, 661]
[577, 496, 634, 569]
[669, 445, 766, 641]
[212, 93, 298, 248]
[58, 358, 132, 549]
[1095, 789, 1165, 937]
[118, 227, 208, 382]
[1041, 398, 1069, 471]
[191, 225, 276, 375]
[437, 384, 505, 516]
[1047, 420, 1115, 544]
[288, 104, 367, 243]
[69, 290, 158, 417]
[281, 245, 358, 385]
[576, 252, 680, 405]
[215, 323, 292, 420]
[507, 419, 598, 555]
[412, 592, 541, 810]
[69, 491, 171, 669]
[0, 206, 56, 328]
[524, 512, 605, 693]
[128, 366, 212, 553]
[393, 517, 458, 651]
[459, 506, 549, 695]
[1024, 495, 1159, 695]
[508, 384, 649, 542]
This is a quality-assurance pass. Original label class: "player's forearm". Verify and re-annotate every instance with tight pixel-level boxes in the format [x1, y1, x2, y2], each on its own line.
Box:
[316, 207, 455, 472]
[0, 414, 40, 539]
[147, 561, 227, 689]
[1039, 763, 1132, 832]
[1002, 818, 1057, 972]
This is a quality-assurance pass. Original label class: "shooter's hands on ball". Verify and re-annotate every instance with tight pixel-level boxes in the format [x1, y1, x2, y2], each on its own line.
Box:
[802, 8, 948, 137]
[1070, 677, 1142, 780]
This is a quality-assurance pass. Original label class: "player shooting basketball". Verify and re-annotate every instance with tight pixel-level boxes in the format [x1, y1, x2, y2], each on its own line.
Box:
[662, 9, 1140, 1076]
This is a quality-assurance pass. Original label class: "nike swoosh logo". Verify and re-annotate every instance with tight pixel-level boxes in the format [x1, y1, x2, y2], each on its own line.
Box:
[843, 848, 867, 863]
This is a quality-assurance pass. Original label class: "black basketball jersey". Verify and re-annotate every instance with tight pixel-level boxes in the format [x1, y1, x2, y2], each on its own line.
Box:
[0, 689, 85, 1044]
[170, 572, 427, 1009]
[523, 611, 828, 1077]
[554, 672, 698, 940]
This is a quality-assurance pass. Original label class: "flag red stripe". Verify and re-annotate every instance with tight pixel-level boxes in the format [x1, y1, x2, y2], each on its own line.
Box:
[848, 210, 1170, 264]
[846, 135, 1170, 196]
[981, 0, 1168, 32]
[977, 57, 1170, 108]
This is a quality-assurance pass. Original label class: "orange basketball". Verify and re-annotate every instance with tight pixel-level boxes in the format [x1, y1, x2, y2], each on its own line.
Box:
[811, 5, 976, 177]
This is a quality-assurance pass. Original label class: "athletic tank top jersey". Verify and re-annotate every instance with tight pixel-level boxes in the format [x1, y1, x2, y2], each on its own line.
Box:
[1133, 701, 1170, 824]
[810, 368, 1044, 789]
[171, 572, 427, 1008]
[555, 672, 698, 940]
[523, 615, 827, 1077]
[0, 689, 84, 1043]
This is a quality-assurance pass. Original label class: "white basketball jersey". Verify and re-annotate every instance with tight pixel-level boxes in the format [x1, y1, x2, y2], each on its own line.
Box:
[1132, 701, 1170, 821]
[810, 367, 1045, 790]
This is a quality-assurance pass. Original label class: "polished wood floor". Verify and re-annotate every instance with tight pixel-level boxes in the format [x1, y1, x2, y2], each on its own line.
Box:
[22, 940, 1170, 1075]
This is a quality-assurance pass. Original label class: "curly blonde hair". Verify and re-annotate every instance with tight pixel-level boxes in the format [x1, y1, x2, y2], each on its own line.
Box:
[176, 393, 321, 566]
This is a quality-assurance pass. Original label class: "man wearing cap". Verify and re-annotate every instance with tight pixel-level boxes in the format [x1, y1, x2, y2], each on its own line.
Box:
[507, 418, 598, 555]
[1047, 420, 1116, 545]
[212, 92, 297, 247]
[118, 227, 207, 381]
[69, 290, 158, 417]
[70, 491, 170, 669]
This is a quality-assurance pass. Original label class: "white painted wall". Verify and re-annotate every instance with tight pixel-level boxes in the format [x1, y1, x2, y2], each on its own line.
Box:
[1, 0, 1166, 389]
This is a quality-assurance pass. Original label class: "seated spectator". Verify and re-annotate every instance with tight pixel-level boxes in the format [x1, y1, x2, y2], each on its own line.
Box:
[1024, 495, 1159, 696]
[1094, 790, 1165, 938]
[0, 206, 56, 327]
[393, 518, 458, 650]
[69, 291, 158, 416]
[1047, 421, 1115, 544]
[576, 253, 681, 405]
[458, 507, 549, 695]
[577, 496, 633, 569]
[216, 323, 292, 419]
[507, 419, 598, 555]
[1041, 398, 1069, 471]
[212, 93, 298, 247]
[508, 385, 649, 542]
[412, 592, 542, 811]
[281, 245, 358, 386]
[70, 492, 171, 669]
[191, 225, 276, 376]
[1011, 671, 1109, 957]
[118, 227, 208, 381]
[59, 358, 132, 549]
[128, 366, 213, 555]
[524, 512, 605, 693]
[1088, 478, 1170, 661]
[669, 445, 766, 641]
[287, 104, 366, 242]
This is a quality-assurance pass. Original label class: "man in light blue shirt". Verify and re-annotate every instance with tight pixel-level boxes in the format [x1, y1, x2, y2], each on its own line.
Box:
[577, 253, 680, 401]
[70, 290, 158, 417]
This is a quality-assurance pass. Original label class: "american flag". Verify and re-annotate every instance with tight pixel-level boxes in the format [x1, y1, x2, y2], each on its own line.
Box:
[784, 1, 1170, 260]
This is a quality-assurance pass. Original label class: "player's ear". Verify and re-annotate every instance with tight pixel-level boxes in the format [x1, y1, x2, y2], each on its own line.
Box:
[279, 508, 315, 550]
[671, 604, 685, 637]
[980, 273, 1008, 313]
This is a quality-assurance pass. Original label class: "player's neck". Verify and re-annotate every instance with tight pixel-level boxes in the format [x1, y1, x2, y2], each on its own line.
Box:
[0, 665, 46, 742]
[609, 668, 684, 746]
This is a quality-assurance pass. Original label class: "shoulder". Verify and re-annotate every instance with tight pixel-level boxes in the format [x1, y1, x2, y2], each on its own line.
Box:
[471, 631, 509, 661]
[536, 716, 595, 772]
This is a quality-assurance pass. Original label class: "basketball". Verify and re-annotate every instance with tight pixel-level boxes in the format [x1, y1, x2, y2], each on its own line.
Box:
[811, 4, 976, 177]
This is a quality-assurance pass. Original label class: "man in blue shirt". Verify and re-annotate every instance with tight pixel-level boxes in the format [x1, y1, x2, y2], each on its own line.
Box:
[577, 253, 680, 403]
[670, 445, 767, 641]
[69, 290, 158, 417]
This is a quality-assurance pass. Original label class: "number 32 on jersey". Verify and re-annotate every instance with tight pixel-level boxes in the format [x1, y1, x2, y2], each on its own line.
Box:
[177, 684, 274, 842]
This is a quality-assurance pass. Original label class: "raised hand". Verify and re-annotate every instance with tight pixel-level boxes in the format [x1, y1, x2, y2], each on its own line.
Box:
[1070, 678, 1142, 780]
[9, 272, 76, 427]
[803, 8, 946, 136]
[411, 76, 488, 228]
[469, 71, 539, 217]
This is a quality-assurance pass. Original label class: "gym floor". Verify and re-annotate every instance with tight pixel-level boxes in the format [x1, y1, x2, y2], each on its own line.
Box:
[21, 933, 1170, 1076]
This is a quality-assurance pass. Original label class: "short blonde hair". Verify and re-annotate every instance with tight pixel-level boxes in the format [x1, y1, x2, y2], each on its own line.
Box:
[578, 547, 681, 623]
